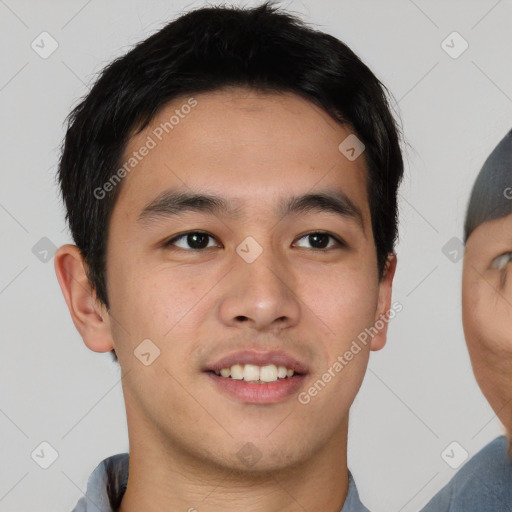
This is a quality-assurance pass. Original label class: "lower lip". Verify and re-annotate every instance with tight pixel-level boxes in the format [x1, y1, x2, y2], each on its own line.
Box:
[205, 372, 307, 404]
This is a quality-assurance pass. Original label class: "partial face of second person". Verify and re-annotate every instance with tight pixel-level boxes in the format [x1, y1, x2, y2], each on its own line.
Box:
[63, 87, 396, 473]
[463, 212, 512, 434]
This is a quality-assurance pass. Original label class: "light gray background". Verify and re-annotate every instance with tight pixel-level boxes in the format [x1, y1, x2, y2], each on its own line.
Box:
[1, 0, 511, 510]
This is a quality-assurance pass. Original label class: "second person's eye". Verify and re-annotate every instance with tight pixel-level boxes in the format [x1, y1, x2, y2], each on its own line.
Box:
[491, 252, 512, 270]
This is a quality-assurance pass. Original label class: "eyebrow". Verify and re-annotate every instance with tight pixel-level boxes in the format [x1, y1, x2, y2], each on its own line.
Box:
[137, 188, 365, 233]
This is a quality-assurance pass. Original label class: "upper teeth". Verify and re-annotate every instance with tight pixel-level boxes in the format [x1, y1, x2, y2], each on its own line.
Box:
[215, 364, 294, 382]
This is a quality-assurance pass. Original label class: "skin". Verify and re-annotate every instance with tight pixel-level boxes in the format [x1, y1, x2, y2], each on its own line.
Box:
[463, 212, 512, 446]
[54, 87, 396, 512]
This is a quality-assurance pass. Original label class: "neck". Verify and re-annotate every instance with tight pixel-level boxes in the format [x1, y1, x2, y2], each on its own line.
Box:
[118, 417, 349, 512]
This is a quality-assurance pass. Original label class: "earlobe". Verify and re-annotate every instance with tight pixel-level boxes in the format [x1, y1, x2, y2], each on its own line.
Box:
[370, 253, 397, 352]
[54, 244, 114, 353]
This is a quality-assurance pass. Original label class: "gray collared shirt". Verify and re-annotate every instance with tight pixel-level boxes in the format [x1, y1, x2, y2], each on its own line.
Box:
[420, 436, 512, 512]
[71, 453, 370, 512]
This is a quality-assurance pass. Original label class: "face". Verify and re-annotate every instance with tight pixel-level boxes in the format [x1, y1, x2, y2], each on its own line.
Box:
[463, 212, 512, 434]
[58, 87, 395, 473]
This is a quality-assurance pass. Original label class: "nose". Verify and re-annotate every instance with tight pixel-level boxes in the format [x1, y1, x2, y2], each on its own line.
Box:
[217, 248, 301, 331]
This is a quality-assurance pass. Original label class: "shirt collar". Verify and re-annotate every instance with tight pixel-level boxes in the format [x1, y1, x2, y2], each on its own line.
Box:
[71, 453, 129, 512]
[71, 453, 370, 512]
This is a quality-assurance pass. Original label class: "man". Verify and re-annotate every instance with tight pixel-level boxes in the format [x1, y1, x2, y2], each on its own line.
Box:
[54, 2, 403, 511]
[421, 130, 512, 511]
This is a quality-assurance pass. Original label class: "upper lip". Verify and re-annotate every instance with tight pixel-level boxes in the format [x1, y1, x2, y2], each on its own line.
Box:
[204, 349, 309, 375]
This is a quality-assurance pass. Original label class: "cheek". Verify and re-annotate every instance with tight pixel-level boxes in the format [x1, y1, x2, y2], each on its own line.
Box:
[107, 259, 208, 355]
[134, 273, 205, 337]
[463, 280, 512, 359]
[300, 264, 379, 345]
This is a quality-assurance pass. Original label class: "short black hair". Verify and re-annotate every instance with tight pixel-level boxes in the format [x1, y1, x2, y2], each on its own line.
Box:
[56, 1, 404, 363]
[464, 129, 512, 243]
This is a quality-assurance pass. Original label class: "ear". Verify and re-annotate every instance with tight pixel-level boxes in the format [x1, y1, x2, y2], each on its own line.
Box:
[370, 253, 397, 352]
[54, 244, 114, 353]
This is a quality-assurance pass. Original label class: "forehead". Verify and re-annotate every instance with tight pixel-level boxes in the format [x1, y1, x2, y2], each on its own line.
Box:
[112, 87, 370, 224]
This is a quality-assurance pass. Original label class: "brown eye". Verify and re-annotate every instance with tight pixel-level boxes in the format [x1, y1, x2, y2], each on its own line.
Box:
[294, 232, 345, 250]
[166, 231, 219, 250]
[491, 252, 512, 270]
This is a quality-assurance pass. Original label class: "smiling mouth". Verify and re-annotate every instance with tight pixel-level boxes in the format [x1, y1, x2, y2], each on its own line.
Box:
[209, 364, 299, 384]
[208, 363, 298, 384]
[205, 361, 307, 404]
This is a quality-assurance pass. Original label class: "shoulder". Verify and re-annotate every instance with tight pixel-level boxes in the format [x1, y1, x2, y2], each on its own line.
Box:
[70, 453, 129, 512]
[341, 471, 371, 512]
[421, 436, 512, 512]
[90, 452, 130, 489]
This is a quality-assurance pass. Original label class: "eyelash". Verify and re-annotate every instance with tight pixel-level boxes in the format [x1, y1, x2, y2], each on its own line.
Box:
[164, 231, 346, 251]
